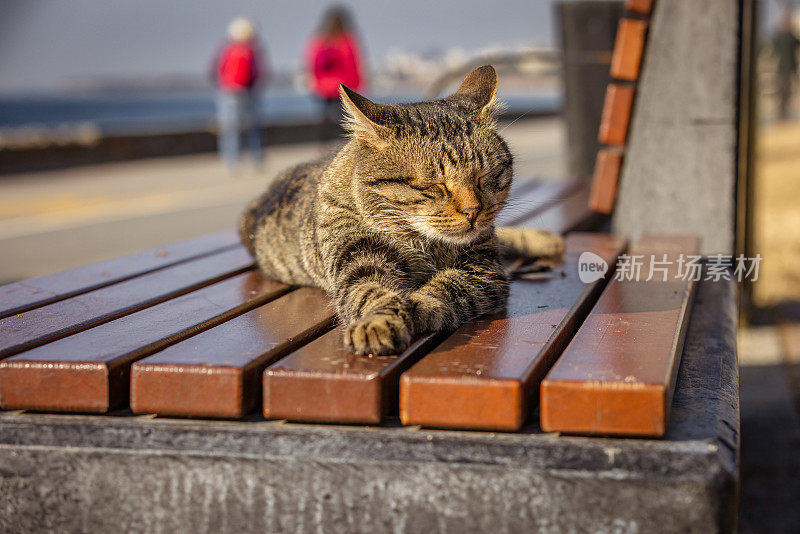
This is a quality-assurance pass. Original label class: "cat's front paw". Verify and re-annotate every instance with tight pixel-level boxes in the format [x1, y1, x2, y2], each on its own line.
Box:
[344, 311, 413, 355]
[536, 231, 564, 257]
[515, 228, 564, 257]
[496, 226, 565, 258]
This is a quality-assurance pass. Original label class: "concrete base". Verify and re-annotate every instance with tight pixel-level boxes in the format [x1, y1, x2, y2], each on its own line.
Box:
[0, 278, 738, 533]
[612, 0, 740, 255]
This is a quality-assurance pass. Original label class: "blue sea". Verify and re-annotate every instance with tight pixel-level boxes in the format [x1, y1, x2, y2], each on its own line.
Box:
[0, 89, 560, 136]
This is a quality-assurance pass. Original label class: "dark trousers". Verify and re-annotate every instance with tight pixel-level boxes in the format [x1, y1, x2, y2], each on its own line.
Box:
[778, 72, 795, 120]
[217, 91, 262, 167]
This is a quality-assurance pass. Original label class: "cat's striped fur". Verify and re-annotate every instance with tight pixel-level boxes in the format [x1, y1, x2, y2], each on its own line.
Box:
[240, 66, 563, 355]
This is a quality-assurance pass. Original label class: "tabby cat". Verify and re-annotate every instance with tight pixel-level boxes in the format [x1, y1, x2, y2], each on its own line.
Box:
[240, 65, 563, 355]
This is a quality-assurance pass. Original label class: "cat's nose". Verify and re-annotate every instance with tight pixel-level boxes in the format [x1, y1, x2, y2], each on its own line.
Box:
[459, 205, 481, 225]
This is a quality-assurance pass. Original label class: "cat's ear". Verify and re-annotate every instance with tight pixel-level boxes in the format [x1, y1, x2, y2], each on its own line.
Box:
[339, 85, 391, 148]
[448, 65, 498, 118]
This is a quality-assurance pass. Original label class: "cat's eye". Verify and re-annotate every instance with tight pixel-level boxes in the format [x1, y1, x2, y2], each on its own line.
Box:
[417, 184, 448, 199]
[478, 168, 509, 191]
[475, 172, 490, 192]
[495, 170, 512, 190]
[475, 171, 492, 192]
[420, 186, 438, 199]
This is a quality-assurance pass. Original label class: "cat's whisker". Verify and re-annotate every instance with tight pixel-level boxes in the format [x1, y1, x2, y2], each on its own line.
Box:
[497, 104, 546, 134]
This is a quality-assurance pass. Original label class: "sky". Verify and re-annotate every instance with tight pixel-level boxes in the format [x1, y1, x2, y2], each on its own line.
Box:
[0, 0, 556, 94]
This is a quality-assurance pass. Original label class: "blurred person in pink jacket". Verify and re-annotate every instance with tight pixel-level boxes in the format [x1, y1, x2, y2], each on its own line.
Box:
[305, 6, 367, 140]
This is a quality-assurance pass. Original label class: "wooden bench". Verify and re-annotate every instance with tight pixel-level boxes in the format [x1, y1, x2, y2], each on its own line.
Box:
[0, 177, 739, 532]
[0, 1, 749, 529]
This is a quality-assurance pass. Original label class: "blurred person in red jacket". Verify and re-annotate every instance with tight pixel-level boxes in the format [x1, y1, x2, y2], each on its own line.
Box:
[212, 17, 267, 171]
[305, 6, 367, 141]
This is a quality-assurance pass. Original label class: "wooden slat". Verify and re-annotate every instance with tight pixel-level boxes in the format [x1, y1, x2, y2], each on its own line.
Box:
[589, 148, 623, 215]
[610, 19, 648, 81]
[0, 247, 253, 359]
[497, 180, 547, 225]
[523, 185, 597, 235]
[499, 180, 581, 226]
[626, 0, 653, 16]
[0, 272, 287, 413]
[509, 176, 541, 198]
[598, 84, 635, 146]
[398, 233, 627, 431]
[130, 287, 336, 418]
[263, 327, 448, 424]
[0, 229, 240, 319]
[540, 235, 699, 437]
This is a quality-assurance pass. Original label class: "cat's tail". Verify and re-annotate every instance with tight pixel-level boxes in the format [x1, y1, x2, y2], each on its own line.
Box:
[495, 226, 564, 258]
[238, 198, 259, 257]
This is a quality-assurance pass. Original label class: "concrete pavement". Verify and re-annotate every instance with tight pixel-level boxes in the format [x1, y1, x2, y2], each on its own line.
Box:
[738, 326, 800, 533]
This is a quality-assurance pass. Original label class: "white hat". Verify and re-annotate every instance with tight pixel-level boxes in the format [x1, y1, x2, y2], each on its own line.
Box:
[228, 17, 256, 42]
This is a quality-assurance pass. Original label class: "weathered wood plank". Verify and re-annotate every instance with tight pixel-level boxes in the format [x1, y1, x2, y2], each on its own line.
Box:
[626, 0, 653, 16]
[0, 247, 253, 359]
[540, 235, 699, 436]
[598, 84, 635, 146]
[610, 19, 648, 81]
[0, 272, 287, 413]
[0, 230, 240, 319]
[130, 287, 335, 418]
[524, 185, 598, 235]
[589, 148, 623, 215]
[398, 233, 627, 431]
[499, 181, 581, 226]
[263, 327, 447, 424]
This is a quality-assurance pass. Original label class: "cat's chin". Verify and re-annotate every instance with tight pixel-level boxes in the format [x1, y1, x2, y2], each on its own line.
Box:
[429, 227, 488, 246]
[408, 220, 490, 245]
[440, 233, 483, 245]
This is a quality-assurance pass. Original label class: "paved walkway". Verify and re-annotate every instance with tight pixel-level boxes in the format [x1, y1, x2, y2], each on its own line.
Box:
[0, 118, 565, 283]
[738, 326, 800, 533]
[737, 109, 800, 532]
[752, 119, 800, 310]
